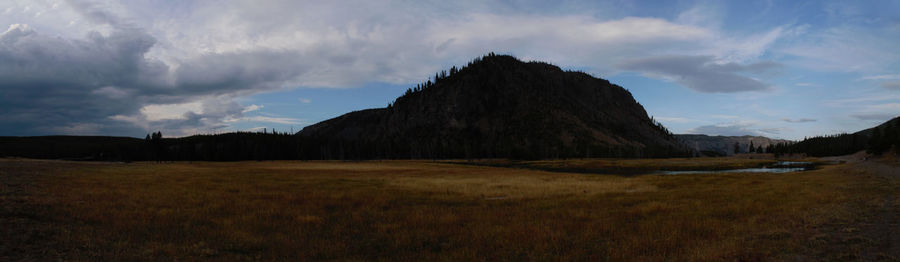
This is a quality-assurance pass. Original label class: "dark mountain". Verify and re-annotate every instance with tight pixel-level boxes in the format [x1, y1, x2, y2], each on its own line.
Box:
[776, 116, 900, 157]
[299, 54, 691, 159]
[676, 134, 790, 156]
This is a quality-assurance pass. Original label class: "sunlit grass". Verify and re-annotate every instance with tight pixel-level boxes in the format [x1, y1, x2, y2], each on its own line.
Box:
[0, 158, 893, 260]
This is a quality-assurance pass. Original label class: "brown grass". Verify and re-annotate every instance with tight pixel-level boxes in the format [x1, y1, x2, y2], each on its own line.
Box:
[522, 157, 779, 171]
[0, 158, 895, 261]
[450, 156, 826, 174]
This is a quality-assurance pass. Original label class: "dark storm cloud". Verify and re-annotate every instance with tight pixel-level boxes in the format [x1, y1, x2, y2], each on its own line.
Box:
[0, 5, 313, 136]
[617, 55, 778, 93]
[0, 23, 167, 135]
[174, 51, 313, 97]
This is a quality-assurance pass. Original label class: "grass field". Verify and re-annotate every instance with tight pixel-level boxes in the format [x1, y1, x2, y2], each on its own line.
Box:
[1, 157, 897, 261]
[449, 155, 822, 174]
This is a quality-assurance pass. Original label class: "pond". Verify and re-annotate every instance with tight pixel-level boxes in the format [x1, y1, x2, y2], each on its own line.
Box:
[657, 161, 815, 175]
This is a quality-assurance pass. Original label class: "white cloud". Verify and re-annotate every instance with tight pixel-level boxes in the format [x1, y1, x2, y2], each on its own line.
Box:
[712, 26, 784, 62]
[427, 14, 718, 74]
[242, 104, 263, 113]
[676, 5, 723, 28]
[140, 102, 203, 121]
[778, 26, 900, 73]
[437, 15, 711, 44]
[298, 98, 311, 104]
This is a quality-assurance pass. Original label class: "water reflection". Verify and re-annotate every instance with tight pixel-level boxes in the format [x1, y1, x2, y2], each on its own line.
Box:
[658, 161, 814, 175]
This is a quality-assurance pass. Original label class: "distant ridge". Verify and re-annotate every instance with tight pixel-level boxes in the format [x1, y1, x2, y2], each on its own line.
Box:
[676, 134, 790, 156]
[300, 54, 691, 159]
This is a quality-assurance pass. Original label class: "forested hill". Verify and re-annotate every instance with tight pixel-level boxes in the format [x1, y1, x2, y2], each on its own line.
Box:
[299, 53, 691, 159]
[774, 116, 900, 157]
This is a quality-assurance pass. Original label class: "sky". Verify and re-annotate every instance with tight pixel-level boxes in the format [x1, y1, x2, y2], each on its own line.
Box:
[0, 0, 898, 140]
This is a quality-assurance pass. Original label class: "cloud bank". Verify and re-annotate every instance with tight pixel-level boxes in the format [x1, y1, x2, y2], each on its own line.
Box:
[688, 124, 762, 136]
[617, 55, 779, 93]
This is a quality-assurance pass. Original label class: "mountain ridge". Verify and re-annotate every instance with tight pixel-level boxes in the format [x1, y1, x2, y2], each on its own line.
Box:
[675, 134, 791, 156]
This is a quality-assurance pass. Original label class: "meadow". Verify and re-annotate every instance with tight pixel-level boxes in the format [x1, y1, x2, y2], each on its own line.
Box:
[448, 155, 818, 175]
[1, 157, 897, 261]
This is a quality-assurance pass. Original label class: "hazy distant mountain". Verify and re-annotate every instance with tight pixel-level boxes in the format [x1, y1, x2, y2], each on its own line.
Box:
[299, 54, 691, 159]
[675, 134, 791, 156]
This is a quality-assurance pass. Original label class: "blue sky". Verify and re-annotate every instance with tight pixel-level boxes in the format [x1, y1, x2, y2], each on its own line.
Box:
[0, 0, 898, 140]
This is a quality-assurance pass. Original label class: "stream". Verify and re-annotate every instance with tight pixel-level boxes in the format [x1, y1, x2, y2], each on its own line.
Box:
[658, 161, 816, 175]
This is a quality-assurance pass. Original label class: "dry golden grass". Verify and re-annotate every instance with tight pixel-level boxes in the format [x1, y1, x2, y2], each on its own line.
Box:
[1, 158, 896, 261]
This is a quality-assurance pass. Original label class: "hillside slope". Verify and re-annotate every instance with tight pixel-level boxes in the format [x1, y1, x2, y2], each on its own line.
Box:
[783, 116, 899, 157]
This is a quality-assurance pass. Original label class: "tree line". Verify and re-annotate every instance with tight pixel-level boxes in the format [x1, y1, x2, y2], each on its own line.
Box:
[731, 141, 773, 155]
[32, 119, 888, 161]
[767, 119, 899, 157]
